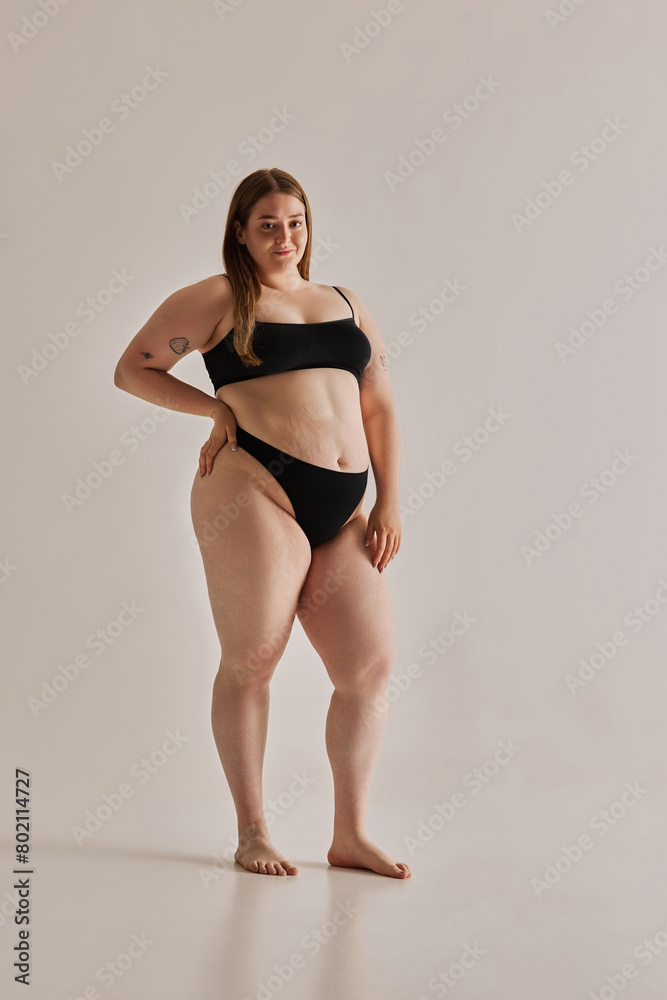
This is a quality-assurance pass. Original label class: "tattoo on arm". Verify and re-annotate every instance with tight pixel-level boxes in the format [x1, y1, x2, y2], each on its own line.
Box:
[139, 347, 168, 375]
[378, 353, 389, 371]
[169, 337, 190, 355]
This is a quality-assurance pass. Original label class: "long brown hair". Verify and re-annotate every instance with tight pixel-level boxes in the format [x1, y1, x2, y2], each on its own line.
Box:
[221, 168, 313, 367]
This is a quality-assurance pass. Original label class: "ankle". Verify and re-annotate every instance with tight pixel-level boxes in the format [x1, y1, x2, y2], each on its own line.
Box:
[332, 824, 367, 842]
[238, 820, 271, 843]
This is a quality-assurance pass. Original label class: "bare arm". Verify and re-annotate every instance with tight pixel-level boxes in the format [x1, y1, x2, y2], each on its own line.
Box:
[114, 275, 232, 419]
[342, 287, 401, 504]
[338, 286, 402, 570]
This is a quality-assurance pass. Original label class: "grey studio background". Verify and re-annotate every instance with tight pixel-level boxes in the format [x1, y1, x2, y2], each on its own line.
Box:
[3, 1, 667, 998]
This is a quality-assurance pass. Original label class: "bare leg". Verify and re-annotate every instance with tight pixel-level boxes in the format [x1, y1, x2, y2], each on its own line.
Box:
[296, 513, 412, 878]
[191, 443, 311, 875]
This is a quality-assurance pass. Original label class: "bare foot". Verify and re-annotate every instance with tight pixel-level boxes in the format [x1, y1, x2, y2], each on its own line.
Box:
[234, 833, 299, 876]
[327, 833, 412, 878]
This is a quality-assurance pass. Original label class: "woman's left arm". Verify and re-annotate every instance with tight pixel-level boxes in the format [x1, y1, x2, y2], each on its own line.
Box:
[339, 287, 402, 572]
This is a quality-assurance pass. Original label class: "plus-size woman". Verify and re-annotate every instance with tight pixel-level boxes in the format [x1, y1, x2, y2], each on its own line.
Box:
[114, 167, 410, 878]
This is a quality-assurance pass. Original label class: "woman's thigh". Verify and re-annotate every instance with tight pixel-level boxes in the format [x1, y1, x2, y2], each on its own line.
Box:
[190, 442, 312, 677]
[296, 512, 395, 690]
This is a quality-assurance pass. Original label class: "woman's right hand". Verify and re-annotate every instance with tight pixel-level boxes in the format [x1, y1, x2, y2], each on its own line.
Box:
[198, 401, 237, 478]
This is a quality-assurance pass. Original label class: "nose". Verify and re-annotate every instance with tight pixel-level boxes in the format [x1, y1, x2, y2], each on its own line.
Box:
[275, 225, 295, 244]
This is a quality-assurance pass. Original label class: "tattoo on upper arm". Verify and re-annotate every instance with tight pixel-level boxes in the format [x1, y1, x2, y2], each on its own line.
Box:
[378, 353, 389, 371]
[140, 351, 155, 359]
[169, 337, 190, 355]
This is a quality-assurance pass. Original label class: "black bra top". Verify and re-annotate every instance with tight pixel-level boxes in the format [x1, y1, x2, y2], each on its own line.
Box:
[202, 285, 372, 392]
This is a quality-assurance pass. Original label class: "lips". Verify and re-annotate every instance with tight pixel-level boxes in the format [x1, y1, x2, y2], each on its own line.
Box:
[274, 249, 294, 255]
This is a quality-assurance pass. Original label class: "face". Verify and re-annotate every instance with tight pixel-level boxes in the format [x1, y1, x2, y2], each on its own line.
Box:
[234, 192, 307, 272]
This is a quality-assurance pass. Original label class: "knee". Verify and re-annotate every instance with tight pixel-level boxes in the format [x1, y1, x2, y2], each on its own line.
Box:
[214, 657, 274, 692]
[214, 634, 288, 691]
[225, 663, 275, 691]
[335, 650, 394, 697]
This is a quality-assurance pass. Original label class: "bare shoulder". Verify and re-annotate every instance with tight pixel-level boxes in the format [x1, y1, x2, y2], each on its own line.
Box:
[172, 273, 234, 318]
[333, 285, 391, 386]
[167, 273, 235, 353]
[333, 284, 381, 340]
[115, 273, 234, 376]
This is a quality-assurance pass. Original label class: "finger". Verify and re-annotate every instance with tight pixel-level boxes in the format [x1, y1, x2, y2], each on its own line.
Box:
[364, 523, 375, 548]
[373, 529, 388, 568]
[381, 536, 395, 569]
[205, 444, 220, 476]
[379, 531, 398, 571]
[198, 441, 211, 478]
[378, 547, 391, 571]
[385, 535, 399, 567]
[228, 425, 238, 452]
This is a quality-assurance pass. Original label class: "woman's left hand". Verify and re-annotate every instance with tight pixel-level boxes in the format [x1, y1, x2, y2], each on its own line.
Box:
[364, 500, 401, 572]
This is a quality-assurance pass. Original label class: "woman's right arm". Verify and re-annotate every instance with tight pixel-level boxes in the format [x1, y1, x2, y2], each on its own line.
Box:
[113, 274, 230, 420]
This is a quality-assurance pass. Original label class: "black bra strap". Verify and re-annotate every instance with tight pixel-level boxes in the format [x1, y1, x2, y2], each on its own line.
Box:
[332, 285, 354, 319]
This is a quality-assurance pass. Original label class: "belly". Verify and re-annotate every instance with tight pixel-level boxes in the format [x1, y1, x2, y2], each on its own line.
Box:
[217, 368, 369, 473]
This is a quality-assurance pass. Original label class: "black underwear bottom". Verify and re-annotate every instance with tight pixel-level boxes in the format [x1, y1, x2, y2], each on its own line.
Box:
[235, 424, 369, 548]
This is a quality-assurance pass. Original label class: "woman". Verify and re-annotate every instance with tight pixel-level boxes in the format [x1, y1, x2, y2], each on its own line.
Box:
[114, 167, 411, 879]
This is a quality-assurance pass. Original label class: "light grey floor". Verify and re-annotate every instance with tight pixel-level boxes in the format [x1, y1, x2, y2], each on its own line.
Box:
[5, 821, 666, 1000]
